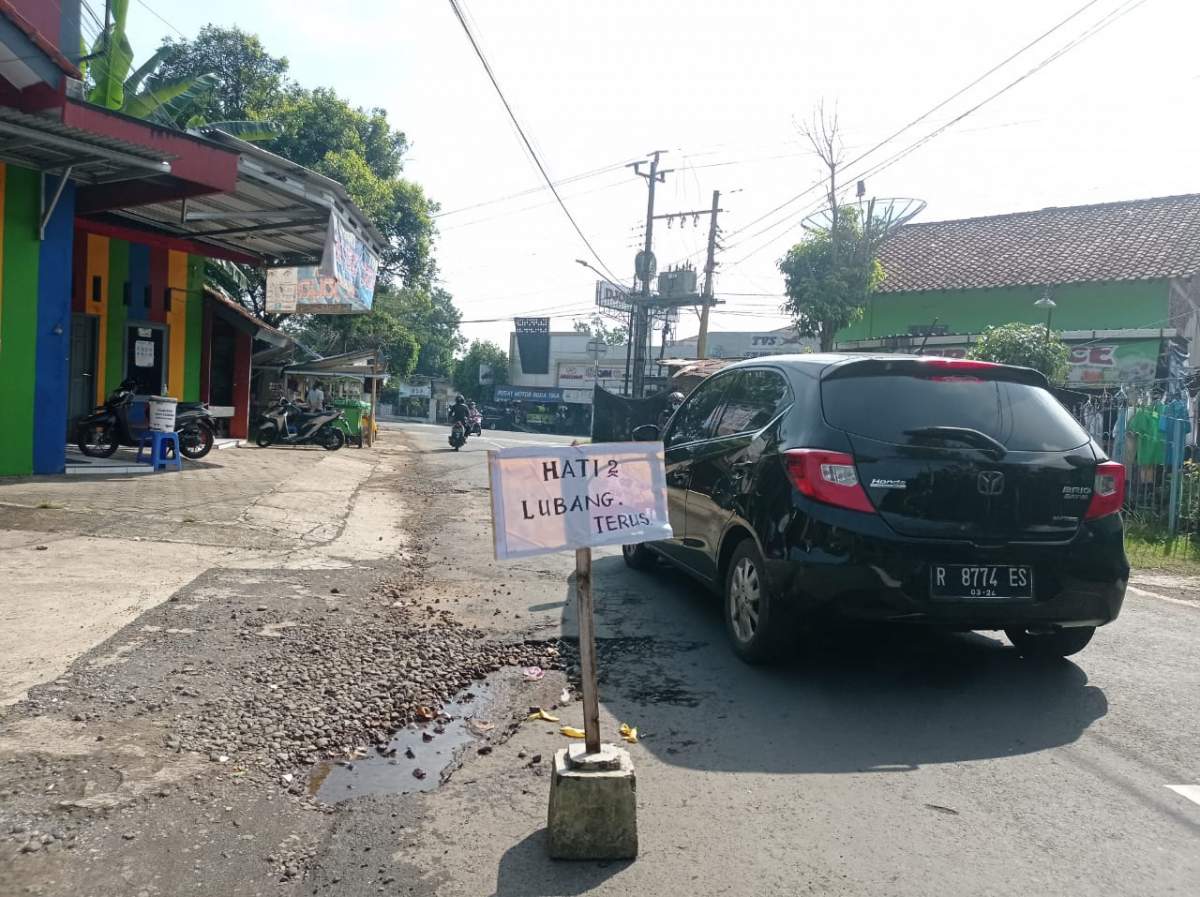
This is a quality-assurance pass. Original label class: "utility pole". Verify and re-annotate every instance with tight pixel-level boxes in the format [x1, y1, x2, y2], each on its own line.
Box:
[696, 189, 721, 360]
[628, 151, 670, 398]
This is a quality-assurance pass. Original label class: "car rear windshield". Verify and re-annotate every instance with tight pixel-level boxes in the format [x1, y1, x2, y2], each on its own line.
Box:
[821, 373, 1090, 452]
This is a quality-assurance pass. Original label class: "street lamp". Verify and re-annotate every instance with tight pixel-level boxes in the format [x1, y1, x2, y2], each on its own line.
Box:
[1034, 290, 1057, 342]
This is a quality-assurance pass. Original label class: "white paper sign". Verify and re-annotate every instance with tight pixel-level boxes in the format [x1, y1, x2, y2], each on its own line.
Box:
[134, 339, 154, 368]
[265, 267, 298, 313]
[488, 442, 673, 560]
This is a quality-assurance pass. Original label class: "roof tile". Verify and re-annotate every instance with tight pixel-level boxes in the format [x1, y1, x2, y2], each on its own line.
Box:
[877, 193, 1200, 292]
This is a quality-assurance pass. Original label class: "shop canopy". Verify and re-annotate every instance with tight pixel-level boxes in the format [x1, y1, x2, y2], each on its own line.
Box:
[110, 129, 386, 272]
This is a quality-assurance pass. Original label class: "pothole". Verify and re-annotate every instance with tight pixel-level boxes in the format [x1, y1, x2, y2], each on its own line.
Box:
[308, 676, 499, 802]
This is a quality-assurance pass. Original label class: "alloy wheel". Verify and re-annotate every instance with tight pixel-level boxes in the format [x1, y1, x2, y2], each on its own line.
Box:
[729, 557, 761, 644]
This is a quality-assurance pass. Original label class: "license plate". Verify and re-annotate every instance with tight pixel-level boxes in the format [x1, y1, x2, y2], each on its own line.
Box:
[930, 564, 1033, 599]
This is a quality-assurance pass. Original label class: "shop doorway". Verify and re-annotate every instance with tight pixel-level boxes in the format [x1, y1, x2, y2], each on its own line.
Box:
[67, 314, 98, 434]
[125, 324, 167, 395]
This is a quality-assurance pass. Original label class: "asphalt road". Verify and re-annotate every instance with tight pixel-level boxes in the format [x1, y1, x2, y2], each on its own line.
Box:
[375, 420, 1200, 897]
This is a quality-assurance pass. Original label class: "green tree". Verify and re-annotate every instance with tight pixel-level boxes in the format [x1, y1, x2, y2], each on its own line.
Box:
[156, 25, 289, 122]
[375, 287, 463, 377]
[967, 323, 1070, 382]
[572, 314, 627, 345]
[779, 207, 884, 352]
[453, 341, 509, 401]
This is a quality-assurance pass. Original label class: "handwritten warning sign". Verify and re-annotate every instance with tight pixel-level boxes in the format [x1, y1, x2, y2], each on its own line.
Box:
[488, 442, 672, 560]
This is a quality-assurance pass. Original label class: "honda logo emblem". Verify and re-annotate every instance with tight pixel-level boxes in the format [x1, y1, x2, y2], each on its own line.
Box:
[977, 470, 1006, 496]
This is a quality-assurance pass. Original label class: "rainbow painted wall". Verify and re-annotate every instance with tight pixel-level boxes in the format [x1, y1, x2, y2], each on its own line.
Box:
[71, 226, 206, 404]
[0, 163, 75, 477]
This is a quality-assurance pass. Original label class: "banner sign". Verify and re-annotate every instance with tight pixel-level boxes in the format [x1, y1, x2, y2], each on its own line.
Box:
[264, 217, 380, 315]
[319, 215, 379, 310]
[495, 386, 563, 403]
[478, 363, 494, 386]
[924, 339, 1163, 386]
[515, 317, 551, 374]
[395, 382, 431, 398]
[488, 443, 673, 559]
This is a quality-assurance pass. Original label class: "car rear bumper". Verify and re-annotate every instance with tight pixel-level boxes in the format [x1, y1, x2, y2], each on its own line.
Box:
[767, 510, 1129, 629]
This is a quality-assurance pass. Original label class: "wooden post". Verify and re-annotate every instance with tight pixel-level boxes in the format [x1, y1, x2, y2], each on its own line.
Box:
[575, 547, 601, 754]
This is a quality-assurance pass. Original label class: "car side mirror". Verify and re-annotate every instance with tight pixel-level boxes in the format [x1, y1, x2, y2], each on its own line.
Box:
[632, 424, 660, 442]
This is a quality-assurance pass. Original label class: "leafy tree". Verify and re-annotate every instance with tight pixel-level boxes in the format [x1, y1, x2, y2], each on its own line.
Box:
[968, 323, 1070, 382]
[290, 305, 419, 380]
[156, 25, 289, 122]
[84, 5, 277, 138]
[375, 287, 463, 377]
[572, 314, 627, 346]
[453, 341, 509, 401]
[779, 207, 884, 352]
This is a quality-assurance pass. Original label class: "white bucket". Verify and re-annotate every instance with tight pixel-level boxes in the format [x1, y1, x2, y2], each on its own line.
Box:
[148, 396, 178, 432]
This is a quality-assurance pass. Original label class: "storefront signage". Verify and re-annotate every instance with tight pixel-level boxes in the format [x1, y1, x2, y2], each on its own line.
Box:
[561, 388, 594, 405]
[557, 363, 595, 384]
[494, 386, 563, 403]
[488, 443, 673, 559]
[395, 383, 432, 398]
[514, 317, 551, 374]
[1066, 340, 1160, 386]
[265, 267, 298, 313]
[264, 218, 380, 315]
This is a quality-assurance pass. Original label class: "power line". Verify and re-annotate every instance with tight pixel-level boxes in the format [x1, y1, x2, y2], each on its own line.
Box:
[133, 0, 188, 39]
[722, 0, 1152, 270]
[720, 0, 1124, 248]
[433, 157, 638, 218]
[446, 0, 622, 284]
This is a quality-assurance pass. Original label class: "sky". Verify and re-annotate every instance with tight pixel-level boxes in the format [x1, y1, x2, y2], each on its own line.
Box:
[107, 0, 1200, 350]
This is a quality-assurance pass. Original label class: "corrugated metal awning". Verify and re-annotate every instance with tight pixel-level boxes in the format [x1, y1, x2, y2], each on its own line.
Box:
[111, 129, 386, 267]
[0, 106, 173, 183]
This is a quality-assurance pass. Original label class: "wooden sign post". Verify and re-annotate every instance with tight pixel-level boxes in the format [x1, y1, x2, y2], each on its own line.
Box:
[574, 547, 601, 754]
[487, 441, 671, 859]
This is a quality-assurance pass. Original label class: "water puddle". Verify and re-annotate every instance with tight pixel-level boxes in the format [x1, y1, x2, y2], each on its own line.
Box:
[308, 679, 498, 802]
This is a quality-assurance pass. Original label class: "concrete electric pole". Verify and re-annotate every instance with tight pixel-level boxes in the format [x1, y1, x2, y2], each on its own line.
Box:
[697, 190, 721, 360]
[628, 152, 670, 398]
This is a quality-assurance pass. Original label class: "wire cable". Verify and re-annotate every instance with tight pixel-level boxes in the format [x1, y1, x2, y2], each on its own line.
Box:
[446, 0, 622, 285]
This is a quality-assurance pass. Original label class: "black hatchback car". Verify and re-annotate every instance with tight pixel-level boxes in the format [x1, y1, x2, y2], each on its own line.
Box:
[625, 354, 1129, 663]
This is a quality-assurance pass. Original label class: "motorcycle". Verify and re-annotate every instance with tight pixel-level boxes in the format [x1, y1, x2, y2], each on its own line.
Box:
[255, 399, 345, 450]
[468, 408, 483, 436]
[76, 380, 216, 460]
[448, 420, 467, 451]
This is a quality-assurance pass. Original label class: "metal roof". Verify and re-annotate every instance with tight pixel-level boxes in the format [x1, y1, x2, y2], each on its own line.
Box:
[111, 128, 386, 267]
[0, 106, 173, 183]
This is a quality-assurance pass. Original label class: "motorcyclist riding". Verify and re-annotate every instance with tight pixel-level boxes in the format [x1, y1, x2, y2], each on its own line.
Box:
[449, 395, 471, 434]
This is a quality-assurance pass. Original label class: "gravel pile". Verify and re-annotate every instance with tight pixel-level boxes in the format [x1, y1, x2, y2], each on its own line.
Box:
[170, 582, 561, 776]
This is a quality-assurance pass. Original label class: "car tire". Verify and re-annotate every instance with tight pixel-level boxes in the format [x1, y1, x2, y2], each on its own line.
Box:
[1005, 625, 1095, 659]
[723, 539, 784, 664]
[621, 542, 656, 571]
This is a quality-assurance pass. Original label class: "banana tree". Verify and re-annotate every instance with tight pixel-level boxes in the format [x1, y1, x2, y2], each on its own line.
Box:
[84, 0, 280, 140]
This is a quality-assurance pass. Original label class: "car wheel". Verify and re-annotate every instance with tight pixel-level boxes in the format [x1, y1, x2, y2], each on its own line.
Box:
[724, 539, 783, 664]
[621, 542, 656, 571]
[1005, 625, 1095, 659]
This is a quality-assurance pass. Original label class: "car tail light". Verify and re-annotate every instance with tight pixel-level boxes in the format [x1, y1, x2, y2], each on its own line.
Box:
[783, 449, 875, 514]
[1085, 461, 1125, 520]
[920, 358, 1001, 372]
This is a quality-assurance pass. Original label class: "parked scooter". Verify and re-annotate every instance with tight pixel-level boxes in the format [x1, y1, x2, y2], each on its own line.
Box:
[448, 420, 467, 451]
[256, 398, 346, 450]
[76, 380, 216, 460]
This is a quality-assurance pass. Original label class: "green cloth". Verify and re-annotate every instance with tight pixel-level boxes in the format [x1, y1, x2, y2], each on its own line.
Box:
[1129, 406, 1166, 465]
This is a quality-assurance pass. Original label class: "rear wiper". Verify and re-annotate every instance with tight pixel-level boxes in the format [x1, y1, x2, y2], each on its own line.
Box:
[903, 426, 1007, 458]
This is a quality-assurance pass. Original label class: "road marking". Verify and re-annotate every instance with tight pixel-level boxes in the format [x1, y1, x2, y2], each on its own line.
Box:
[1126, 585, 1200, 610]
[1166, 785, 1200, 807]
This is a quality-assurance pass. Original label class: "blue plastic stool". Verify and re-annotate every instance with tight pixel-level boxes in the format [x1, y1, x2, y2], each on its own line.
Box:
[137, 430, 182, 472]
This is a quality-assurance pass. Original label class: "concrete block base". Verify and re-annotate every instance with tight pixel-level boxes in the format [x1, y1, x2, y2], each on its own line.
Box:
[546, 745, 637, 860]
